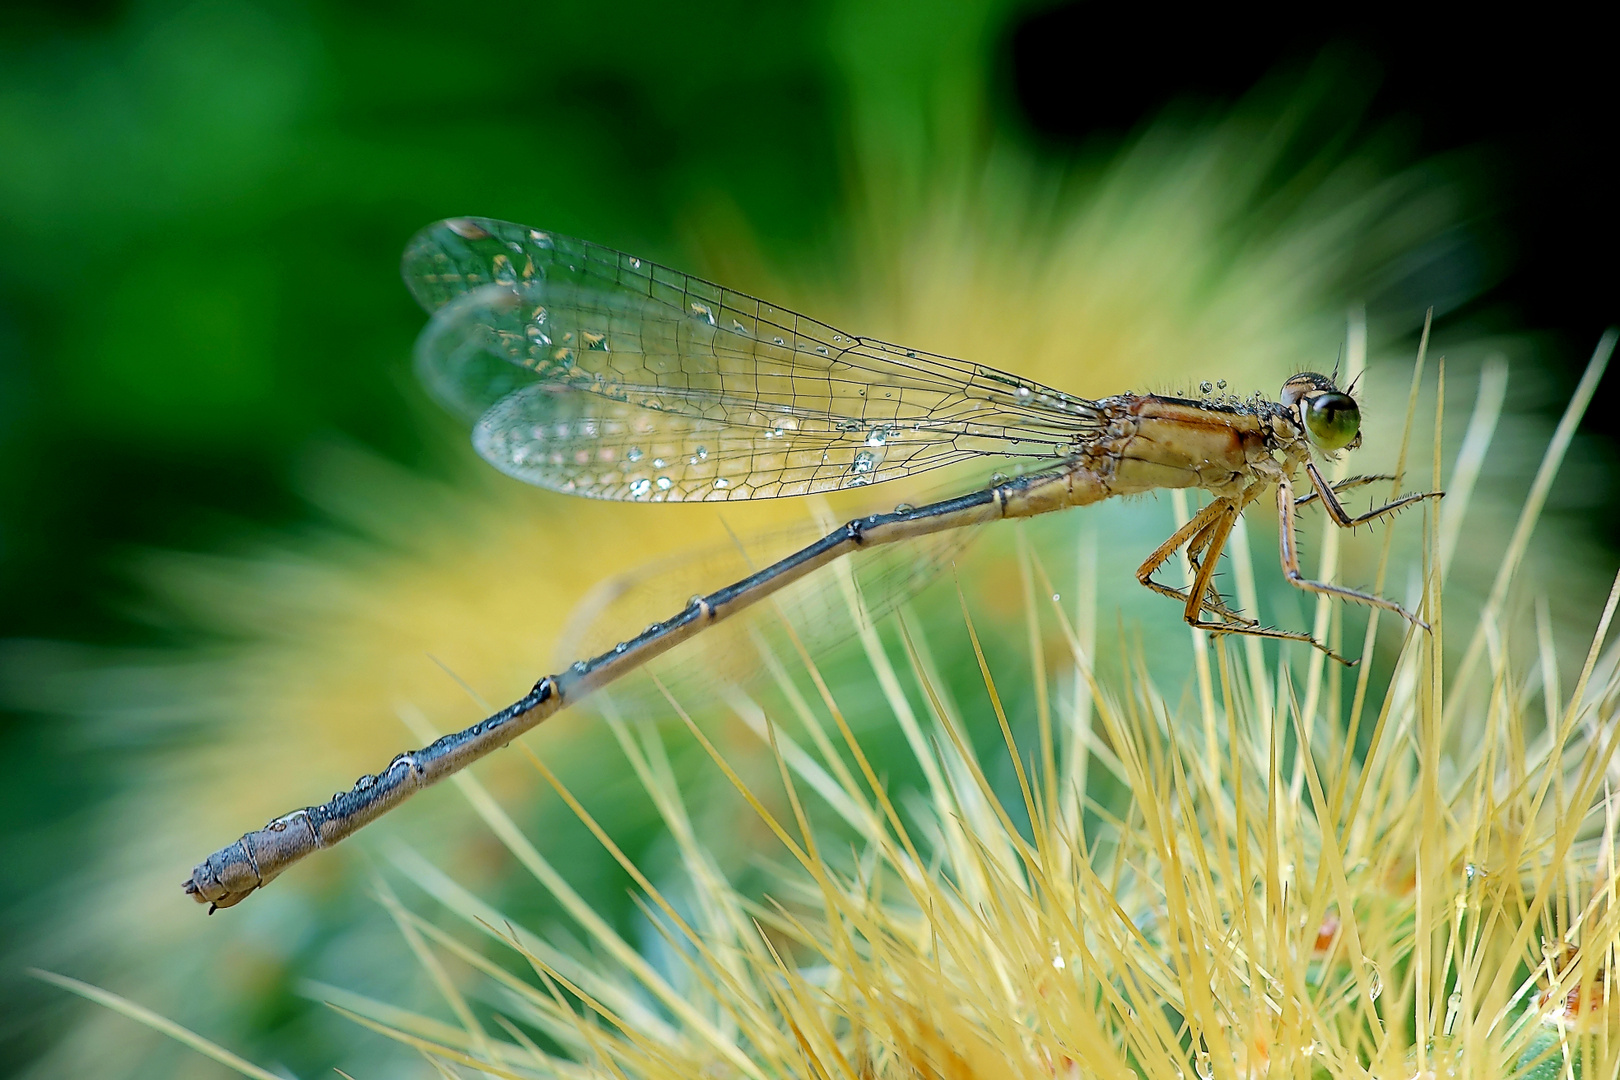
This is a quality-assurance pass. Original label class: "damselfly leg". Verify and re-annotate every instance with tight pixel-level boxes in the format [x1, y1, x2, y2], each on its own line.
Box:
[1275, 463, 1442, 633]
[1137, 466, 1440, 663]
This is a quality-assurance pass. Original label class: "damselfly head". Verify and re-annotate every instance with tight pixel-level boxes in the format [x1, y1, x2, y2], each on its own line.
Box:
[1280, 372, 1362, 452]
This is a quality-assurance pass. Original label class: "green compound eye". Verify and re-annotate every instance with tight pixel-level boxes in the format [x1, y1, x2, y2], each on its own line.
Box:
[1305, 392, 1360, 451]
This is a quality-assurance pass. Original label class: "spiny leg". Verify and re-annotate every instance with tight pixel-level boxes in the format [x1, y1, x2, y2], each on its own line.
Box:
[1136, 498, 1227, 607]
[1278, 469, 1435, 629]
[1303, 462, 1442, 527]
[1293, 473, 1399, 508]
[1135, 498, 1254, 625]
[1179, 499, 1354, 665]
[1186, 486, 1269, 623]
[1182, 514, 1249, 622]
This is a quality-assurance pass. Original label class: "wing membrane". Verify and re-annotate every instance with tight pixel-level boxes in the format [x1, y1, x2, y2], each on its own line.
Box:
[405, 217, 1104, 501]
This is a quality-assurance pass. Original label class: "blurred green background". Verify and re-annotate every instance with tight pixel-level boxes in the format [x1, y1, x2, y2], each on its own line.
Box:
[1, 0, 1613, 1076]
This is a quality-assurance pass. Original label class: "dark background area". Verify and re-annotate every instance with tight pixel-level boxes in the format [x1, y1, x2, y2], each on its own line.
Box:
[1007, 6, 1615, 357]
[0, 0, 1612, 1073]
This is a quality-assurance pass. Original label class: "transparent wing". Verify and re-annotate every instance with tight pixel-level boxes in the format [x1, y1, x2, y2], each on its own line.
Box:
[404, 217, 1104, 502]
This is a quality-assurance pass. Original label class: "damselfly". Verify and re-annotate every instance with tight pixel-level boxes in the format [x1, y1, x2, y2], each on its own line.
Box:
[185, 217, 1440, 910]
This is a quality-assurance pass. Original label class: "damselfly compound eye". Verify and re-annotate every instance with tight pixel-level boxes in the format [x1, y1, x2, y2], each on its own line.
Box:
[1279, 371, 1336, 406]
[1305, 391, 1360, 451]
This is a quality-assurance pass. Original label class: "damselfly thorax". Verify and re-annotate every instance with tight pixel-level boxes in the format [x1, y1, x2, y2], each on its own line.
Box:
[184, 218, 1439, 910]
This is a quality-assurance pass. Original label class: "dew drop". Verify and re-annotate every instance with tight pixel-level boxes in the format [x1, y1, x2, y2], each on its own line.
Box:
[1216, 379, 1227, 389]
[1194, 1048, 1213, 1080]
[626, 446, 644, 463]
[1365, 961, 1383, 1002]
[866, 428, 889, 447]
[1052, 593, 1061, 602]
[629, 256, 641, 268]
[732, 320, 750, 335]
[689, 301, 716, 326]
[269, 820, 287, 832]
[583, 330, 609, 351]
[356, 774, 375, 790]
[656, 476, 672, 490]
[772, 336, 785, 345]
[844, 476, 871, 487]
[629, 478, 652, 498]
[991, 472, 1011, 485]
[571, 661, 588, 674]
[1017, 386, 1032, 398]
[613, 642, 628, 654]
[491, 254, 517, 284]
[851, 450, 878, 473]
[893, 503, 915, 514]
[688, 595, 705, 607]
[713, 477, 730, 488]
[1200, 380, 1214, 394]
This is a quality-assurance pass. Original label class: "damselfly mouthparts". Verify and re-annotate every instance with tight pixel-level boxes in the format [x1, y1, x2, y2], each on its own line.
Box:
[185, 217, 1440, 910]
